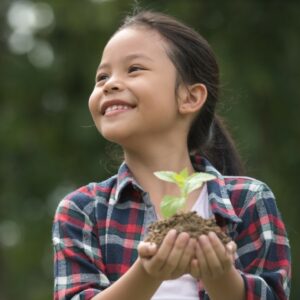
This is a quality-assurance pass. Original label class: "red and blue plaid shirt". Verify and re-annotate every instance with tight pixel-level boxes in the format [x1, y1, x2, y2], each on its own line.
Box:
[53, 157, 291, 299]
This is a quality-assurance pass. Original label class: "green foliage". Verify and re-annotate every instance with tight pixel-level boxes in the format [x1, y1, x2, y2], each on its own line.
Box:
[154, 169, 215, 218]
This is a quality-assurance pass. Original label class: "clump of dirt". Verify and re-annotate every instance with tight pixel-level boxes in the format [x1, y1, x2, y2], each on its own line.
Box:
[145, 211, 231, 246]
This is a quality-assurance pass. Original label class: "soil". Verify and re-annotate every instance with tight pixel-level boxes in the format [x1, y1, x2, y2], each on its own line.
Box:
[145, 211, 231, 246]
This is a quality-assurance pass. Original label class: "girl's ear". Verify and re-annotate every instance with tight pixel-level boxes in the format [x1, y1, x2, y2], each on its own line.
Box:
[178, 83, 207, 115]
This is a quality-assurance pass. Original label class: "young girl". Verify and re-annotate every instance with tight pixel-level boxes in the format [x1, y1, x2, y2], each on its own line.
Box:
[53, 10, 291, 300]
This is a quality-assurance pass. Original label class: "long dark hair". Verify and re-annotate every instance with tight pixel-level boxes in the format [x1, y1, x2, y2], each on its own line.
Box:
[118, 10, 244, 176]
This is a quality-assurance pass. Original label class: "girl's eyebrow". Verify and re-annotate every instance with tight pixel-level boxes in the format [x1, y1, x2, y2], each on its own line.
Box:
[97, 53, 153, 71]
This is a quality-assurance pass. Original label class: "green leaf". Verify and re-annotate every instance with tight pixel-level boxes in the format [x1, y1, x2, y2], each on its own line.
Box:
[179, 168, 189, 179]
[154, 171, 178, 183]
[187, 172, 216, 182]
[173, 173, 185, 189]
[160, 195, 185, 218]
[185, 173, 216, 194]
[154, 169, 216, 218]
[184, 180, 204, 194]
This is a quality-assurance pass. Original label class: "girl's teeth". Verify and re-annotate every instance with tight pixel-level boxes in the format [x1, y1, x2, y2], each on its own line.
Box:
[105, 105, 130, 114]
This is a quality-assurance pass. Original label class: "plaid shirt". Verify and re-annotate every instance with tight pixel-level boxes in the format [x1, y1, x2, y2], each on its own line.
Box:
[53, 157, 291, 300]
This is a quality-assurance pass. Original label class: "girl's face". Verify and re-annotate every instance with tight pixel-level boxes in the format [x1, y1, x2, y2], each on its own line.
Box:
[89, 27, 185, 148]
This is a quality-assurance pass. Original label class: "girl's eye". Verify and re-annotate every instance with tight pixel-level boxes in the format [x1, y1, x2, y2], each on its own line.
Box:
[96, 73, 109, 83]
[128, 65, 144, 73]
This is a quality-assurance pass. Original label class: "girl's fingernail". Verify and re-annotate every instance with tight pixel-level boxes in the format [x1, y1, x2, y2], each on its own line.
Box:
[208, 231, 216, 239]
[226, 244, 233, 252]
[169, 229, 177, 236]
[199, 234, 206, 242]
[149, 243, 157, 250]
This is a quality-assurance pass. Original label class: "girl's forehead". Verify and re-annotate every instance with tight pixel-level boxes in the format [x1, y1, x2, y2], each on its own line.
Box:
[101, 27, 169, 60]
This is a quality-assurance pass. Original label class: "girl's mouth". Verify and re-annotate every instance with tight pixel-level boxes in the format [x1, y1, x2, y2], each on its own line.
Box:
[101, 99, 135, 116]
[104, 104, 133, 116]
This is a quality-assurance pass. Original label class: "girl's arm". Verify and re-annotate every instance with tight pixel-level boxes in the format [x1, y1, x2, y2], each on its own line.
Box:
[202, 265, 245, 300]
[90, 258, 161, 300]
[233, 183, 291, 300]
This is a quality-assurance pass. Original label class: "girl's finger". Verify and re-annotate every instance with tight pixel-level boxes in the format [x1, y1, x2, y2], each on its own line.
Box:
[195, 239, 211, 277]
[226, 241, 237, 254]
[199, 234, 223, 277]
[226, 241, 237, 263]
[190, 258, 201, 279]
[208, 232, 231, 265]
[138, 241, 157, 258]
[147, 229, 177, 271]
[161, 232, 189, 275]
[208, 232, 235, 272]
[171, 237, 195, 278]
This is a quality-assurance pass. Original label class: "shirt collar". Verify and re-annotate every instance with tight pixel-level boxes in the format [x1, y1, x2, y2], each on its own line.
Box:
[110, 161, 143, 205]
[192, 155, 242, 224]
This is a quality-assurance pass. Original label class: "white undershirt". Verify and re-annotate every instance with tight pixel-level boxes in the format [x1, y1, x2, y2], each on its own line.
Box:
[151, 184, 211, 300]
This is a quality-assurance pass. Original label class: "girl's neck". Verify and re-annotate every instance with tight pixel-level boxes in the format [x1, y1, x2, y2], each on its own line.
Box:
[124, 145, 195, 204]
[125, 146, 194, 176]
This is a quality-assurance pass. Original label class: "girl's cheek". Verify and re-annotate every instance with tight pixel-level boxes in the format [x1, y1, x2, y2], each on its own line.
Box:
[88, 90, 100, 113]
[88, 96, 94, 113]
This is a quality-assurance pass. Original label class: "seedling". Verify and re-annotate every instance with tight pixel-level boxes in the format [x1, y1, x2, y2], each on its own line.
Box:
[154, 168, 216, 218]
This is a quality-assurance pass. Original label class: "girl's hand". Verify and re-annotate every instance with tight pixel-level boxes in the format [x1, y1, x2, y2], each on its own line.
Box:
[190, 231, 236, 281]
[138, 229, 196, 280]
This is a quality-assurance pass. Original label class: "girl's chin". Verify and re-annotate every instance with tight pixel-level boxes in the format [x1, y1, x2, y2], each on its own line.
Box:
[100, 131, 132, 145]
[102, 134, 147, 152]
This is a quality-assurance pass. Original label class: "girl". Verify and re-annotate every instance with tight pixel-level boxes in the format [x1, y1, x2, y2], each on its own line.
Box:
[53, 10, 291, 300]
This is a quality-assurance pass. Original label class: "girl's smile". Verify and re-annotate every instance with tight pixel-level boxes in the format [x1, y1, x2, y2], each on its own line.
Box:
[100, 99, 136, 116]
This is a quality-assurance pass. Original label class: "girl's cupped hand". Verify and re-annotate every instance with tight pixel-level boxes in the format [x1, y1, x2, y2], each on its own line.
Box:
[190, 231, 237, 281]
[138, 229, 196, 280]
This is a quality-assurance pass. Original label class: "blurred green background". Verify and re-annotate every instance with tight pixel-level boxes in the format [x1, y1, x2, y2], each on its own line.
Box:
[0, 0, 299, 299]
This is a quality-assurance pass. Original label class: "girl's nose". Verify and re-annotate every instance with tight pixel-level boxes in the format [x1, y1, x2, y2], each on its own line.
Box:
[103, 77, 124, 94]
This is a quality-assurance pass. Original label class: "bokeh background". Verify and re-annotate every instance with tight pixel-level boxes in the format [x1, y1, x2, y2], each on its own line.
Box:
[0, 0, 299, 299]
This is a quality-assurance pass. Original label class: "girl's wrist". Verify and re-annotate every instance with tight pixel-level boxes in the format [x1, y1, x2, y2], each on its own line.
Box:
[134, 257, 162, 286]
[202, 265, 245, 300]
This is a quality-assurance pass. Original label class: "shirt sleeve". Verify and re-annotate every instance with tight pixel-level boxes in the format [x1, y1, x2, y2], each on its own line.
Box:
[235, 183, 291, 300]
[52, 190, 110, 300]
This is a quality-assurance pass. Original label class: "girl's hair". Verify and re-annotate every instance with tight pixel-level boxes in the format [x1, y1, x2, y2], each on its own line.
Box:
[118, 10, 244, 176]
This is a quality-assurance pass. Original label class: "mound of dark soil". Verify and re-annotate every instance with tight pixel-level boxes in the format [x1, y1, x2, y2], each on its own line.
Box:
[145, 211, 231, 246]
